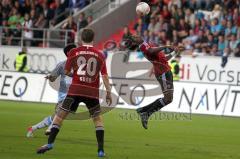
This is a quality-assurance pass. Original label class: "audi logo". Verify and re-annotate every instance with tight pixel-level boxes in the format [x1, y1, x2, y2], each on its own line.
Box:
[27, 54, 57, 73]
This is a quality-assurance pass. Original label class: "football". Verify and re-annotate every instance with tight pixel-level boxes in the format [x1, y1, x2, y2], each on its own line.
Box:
[136, 2, 150, 15]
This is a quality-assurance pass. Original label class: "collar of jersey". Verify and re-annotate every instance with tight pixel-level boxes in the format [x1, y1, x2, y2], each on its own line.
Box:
[82, 44, 93, 47]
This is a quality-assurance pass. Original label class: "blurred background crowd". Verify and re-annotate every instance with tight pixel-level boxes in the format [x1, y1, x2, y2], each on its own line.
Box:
[0, 0, 93, 46]
[1, 0, 240, 58]
[123, 0, 240, 57]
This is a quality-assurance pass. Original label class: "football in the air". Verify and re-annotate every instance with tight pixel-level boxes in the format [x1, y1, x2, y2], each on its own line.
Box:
[136, 2, 150, 15]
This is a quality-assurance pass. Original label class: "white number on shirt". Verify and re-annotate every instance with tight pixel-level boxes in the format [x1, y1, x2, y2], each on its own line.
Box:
[77, 56, 97, 77]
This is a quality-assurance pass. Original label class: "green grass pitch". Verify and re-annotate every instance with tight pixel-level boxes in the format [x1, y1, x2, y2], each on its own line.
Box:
[0, 100, 240, 159]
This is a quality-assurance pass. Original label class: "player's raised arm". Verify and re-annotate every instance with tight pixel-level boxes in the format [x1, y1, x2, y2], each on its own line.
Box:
[165, 46, 184, 61]
[147, 45, 173, 54]
[128, 35, 174, 54]
[165, 51, 178, 61]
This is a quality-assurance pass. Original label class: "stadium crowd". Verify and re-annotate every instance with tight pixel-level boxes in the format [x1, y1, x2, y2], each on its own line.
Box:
[126, 0, 240, 57]
[1, 0, 240, 58]
[0, 0, 93, 46]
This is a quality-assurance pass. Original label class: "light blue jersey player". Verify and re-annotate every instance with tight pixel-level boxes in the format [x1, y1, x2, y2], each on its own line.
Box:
[27, 44, 76, 137]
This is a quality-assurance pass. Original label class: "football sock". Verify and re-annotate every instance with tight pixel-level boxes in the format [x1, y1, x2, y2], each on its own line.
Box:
[48, 124, 60, 144]
[46, 121, 53, 132]
[32, 116, 52, 131]
[96, 126, 104, 152]
[46, 115, 55, 132]
[140, 98, 166, 115]
[147, 98, 166, 116]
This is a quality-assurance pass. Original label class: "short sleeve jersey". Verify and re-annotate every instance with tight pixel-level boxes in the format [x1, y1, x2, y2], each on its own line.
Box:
[65, 45, 107, 98]
[139, 42, 171, 75]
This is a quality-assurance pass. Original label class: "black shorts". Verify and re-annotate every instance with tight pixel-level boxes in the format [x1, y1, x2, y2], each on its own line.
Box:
[155, 71, 174, 93]
[59, 95, 101, 116]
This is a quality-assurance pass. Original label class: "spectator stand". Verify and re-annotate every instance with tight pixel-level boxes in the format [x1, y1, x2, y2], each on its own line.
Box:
[0, 0, 95, 47]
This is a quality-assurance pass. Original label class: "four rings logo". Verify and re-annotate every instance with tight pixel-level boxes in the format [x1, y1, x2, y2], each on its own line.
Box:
[27, 53, 57, 73]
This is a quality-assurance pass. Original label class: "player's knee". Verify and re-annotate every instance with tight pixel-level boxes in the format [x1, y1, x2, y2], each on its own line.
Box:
[57, 109, 68, 118]
[93, 115, 102, 123]
[93, 115, 103, 127]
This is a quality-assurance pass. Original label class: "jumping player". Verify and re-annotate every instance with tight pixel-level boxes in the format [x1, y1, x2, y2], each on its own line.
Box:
[128, 35, 182, 129]
[36, 28, 112, 157]
[26, 44, 77, 137]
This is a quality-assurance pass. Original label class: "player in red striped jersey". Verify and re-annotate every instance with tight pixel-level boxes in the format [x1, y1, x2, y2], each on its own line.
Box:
[127, 35, 182, 129]
[37, 29, 112, 157]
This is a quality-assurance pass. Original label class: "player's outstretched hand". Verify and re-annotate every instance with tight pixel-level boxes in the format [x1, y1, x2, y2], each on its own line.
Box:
[165, 45, 175, 50]
[106, 92, 112, 106]
[174, 45, 185, 55]
[45, 75, 50, 79]
[178, 45, 185, 52]
[45, 75, 56, 82]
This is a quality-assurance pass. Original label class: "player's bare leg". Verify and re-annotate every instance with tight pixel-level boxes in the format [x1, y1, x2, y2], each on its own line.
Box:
[45, 103, 61, 135]
[36, 109, 69, 154]
[137, 90, 173, 129]
[27, 104, 61, 137]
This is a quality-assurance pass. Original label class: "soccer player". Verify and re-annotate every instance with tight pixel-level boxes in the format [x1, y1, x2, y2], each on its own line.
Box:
[128, 35, 182, 129]
[26, 44, 77, 137]
[36, 28, 112, 157]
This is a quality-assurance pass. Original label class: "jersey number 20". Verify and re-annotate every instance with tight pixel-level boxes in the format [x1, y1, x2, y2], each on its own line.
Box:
[77, 56, 97, 76]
